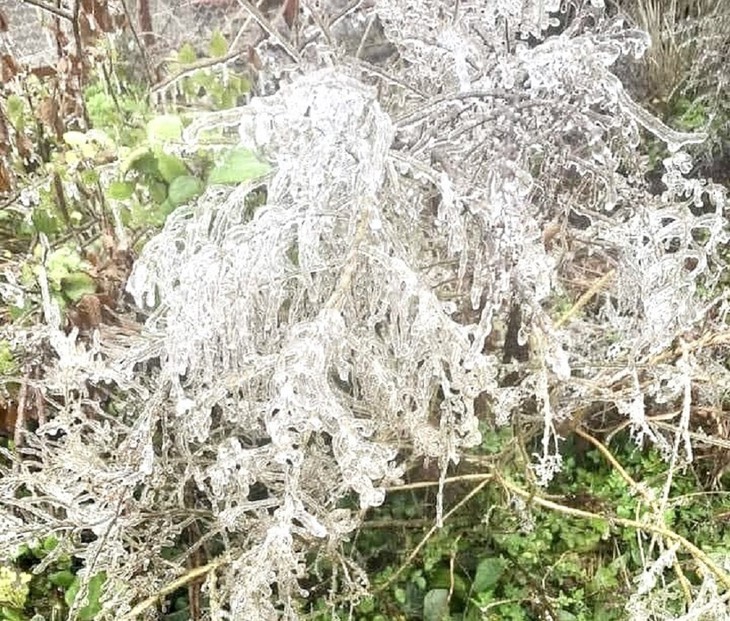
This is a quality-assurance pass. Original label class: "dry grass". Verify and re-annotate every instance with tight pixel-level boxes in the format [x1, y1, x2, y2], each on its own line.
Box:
[617, 0, 724, 106]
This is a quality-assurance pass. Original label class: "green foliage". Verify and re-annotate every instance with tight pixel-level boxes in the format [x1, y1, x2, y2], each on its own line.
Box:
[0, 537, 69, 620]
[0, 342, 17, 377]
[114, 121, 267, 229]
[0, 565, 31, 611]
[310, 429, 729, 621]
[642, 92, 730, 177]
[4, 95, 26, 131]
[173, 33, 251, 111]
[147, 115, 184, 143]
[208, 147, 271, 185]
[0, 536, 110, 621]
[423, 589, 449, 621]
[116, 129, 200, 228]
[38, 245, 96, 305]
[472, 557, 505, 593]
[0, 29, 262, 617]
[169, 175, 204, 206]
[209, 32, 229, 58]
[12, 245, 97, 315]
[673, 96, 709, 131]
[64, 572, 106, 620]
[84, 83, 148, 145]
[0, 28, 255, 263]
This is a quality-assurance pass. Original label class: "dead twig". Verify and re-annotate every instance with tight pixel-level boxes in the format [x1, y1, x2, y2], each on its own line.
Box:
[374, 476, 493, 593]
[498, 474, 730, 592]
[151, 48, 249, 95]
[555, 269, 615, 328]
[13, 372, 29, 449]
[21, 0, 73, 21]
[234, 0, 301, 63]
[575, 426, 693, 604]
[119, 0, 154, 85]
[120, 558, 227, 620]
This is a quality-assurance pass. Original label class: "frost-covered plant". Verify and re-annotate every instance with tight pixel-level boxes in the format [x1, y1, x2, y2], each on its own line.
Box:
[616, 0, 730, 158]
[2, 0, 729, 618]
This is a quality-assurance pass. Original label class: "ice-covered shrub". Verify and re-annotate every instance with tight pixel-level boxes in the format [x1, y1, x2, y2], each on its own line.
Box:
[2, 0, 729, 618]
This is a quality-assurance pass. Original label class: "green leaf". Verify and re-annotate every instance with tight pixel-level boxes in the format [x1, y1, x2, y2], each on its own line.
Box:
[107, 181, 135, 200]
[44, 250, 73, 287]
[0, 341, 17, 376]
[423, 589, 450, 621]
[43, 536, 59, 553]
[168, 175, 203, 206]
[173, 596, 188, 611]
[31, 206, 62, 236]
[472, 557, 505, 594]
[149, 181, 168, 204]
[121, 146, 154, 175]
[65, 578, 78, 608]
[48, 570, 76, 589]
[357, 597, 375, 614]
[208, 148, 270, 185]
[158, 199, 176, 221]
[147, 115, 183, 142]
[65, 572, 106, 620]
[79, 572, 105, 620]
[7, 309, 29, 330]
[80, 169, 100, 187]
[156, 152, 188, 183]
[394, 587, 407, 605]
[0, 606, 26, 621]
[6, 95, 25, 128]
[61, 272, 96, 302]
[209, 31, 229, 58]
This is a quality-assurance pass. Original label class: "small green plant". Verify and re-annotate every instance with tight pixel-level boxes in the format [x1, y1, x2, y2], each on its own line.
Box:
[39, 245, 97, 307]
[112, 114, 202, 228]
[64, 571, 106, 621]
[15, 245, 96, 315]
[0, 565, 31, 617]
[673, 96, 709, 131]
[112, 114, 270, 230]
[311, 429, 729, 621]
[174, 34, 252, 111]
[0, 536, 107, 621]
[84, 81, 149, 146]
[0, 342, 17, 377]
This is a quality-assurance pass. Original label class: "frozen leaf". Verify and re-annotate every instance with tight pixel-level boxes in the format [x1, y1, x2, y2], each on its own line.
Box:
[168, 175, 203, 206]
[208, 147, 271, 184]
